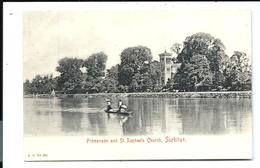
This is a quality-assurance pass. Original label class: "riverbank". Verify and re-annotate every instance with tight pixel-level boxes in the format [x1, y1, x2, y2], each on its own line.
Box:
[24, 91, 251, 99]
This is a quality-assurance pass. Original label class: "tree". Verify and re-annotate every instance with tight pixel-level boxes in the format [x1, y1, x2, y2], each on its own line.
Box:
[130, 72, 153, 92]
[175, 32, 227, 90]
[170, 43, 182, 55]
[83, 76, 107, 93]
[103, 64, 119, 93]
[83, 52, 108, 78]
[173, 54, 212, 91]
[118, 46, 153, 92]
[118, 85, 128, 93]
[82, 52, 108, 93]
[27, 74, 57, 94]
[23, 79, 32, 94]
[207, 38, 227, 87]
[56, 58, 84, 94]
[150, 60, 162, 91]
[107, 64, 119, 81]
[223, 51, 251, 91]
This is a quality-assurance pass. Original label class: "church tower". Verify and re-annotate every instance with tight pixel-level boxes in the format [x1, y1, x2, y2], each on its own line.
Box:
[159, 50, 181, 85]
[159, 50, 173, 85]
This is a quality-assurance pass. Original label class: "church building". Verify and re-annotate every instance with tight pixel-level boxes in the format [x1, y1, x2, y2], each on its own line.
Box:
[159, 50, 181, 85]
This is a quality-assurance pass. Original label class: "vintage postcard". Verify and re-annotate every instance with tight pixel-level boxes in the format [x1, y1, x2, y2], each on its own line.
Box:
[23, 4, 252, 161]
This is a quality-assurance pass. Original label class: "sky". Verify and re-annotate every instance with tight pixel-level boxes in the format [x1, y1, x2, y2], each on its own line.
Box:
[23, 9, 251, 81]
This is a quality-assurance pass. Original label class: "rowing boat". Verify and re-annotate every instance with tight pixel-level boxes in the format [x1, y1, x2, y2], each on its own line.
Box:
[104, 109, 133, 115]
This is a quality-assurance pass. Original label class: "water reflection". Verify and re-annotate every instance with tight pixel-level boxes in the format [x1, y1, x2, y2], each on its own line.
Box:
[24, 97, 251, 136]
[61, 112, 82, 133]
[86, 113, 107, 135]
[176, 98, 251, 135]
[60, 98, 83, 133]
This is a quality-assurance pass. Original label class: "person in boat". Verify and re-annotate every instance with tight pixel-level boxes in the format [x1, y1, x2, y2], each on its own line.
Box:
[106, 100, 113, 112]
[118, 99, 127, 113]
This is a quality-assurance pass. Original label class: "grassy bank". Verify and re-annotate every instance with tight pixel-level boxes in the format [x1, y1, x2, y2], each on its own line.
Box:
[24, 91, 251, 99]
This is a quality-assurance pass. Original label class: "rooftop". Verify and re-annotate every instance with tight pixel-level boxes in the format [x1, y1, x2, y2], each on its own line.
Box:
[159, 50, 172, 57]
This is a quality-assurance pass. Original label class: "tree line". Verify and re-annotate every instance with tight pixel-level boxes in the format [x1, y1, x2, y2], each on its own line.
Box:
[24, 32, 251, 94]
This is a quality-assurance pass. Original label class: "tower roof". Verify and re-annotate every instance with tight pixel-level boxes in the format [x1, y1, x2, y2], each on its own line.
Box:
[159, 50, 172, 57]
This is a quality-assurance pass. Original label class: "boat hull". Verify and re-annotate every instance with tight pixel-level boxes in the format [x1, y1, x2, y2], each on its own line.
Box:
[104, 109, 132, 115]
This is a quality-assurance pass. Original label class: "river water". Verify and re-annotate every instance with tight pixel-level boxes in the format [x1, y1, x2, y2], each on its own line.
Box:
[24, 97, 252, 137]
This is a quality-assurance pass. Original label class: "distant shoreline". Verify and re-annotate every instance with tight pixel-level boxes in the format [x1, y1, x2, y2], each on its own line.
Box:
[24, 91, 251, 99]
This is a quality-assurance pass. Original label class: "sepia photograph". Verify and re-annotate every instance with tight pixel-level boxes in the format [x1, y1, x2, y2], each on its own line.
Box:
[21, 4, 252, 161]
